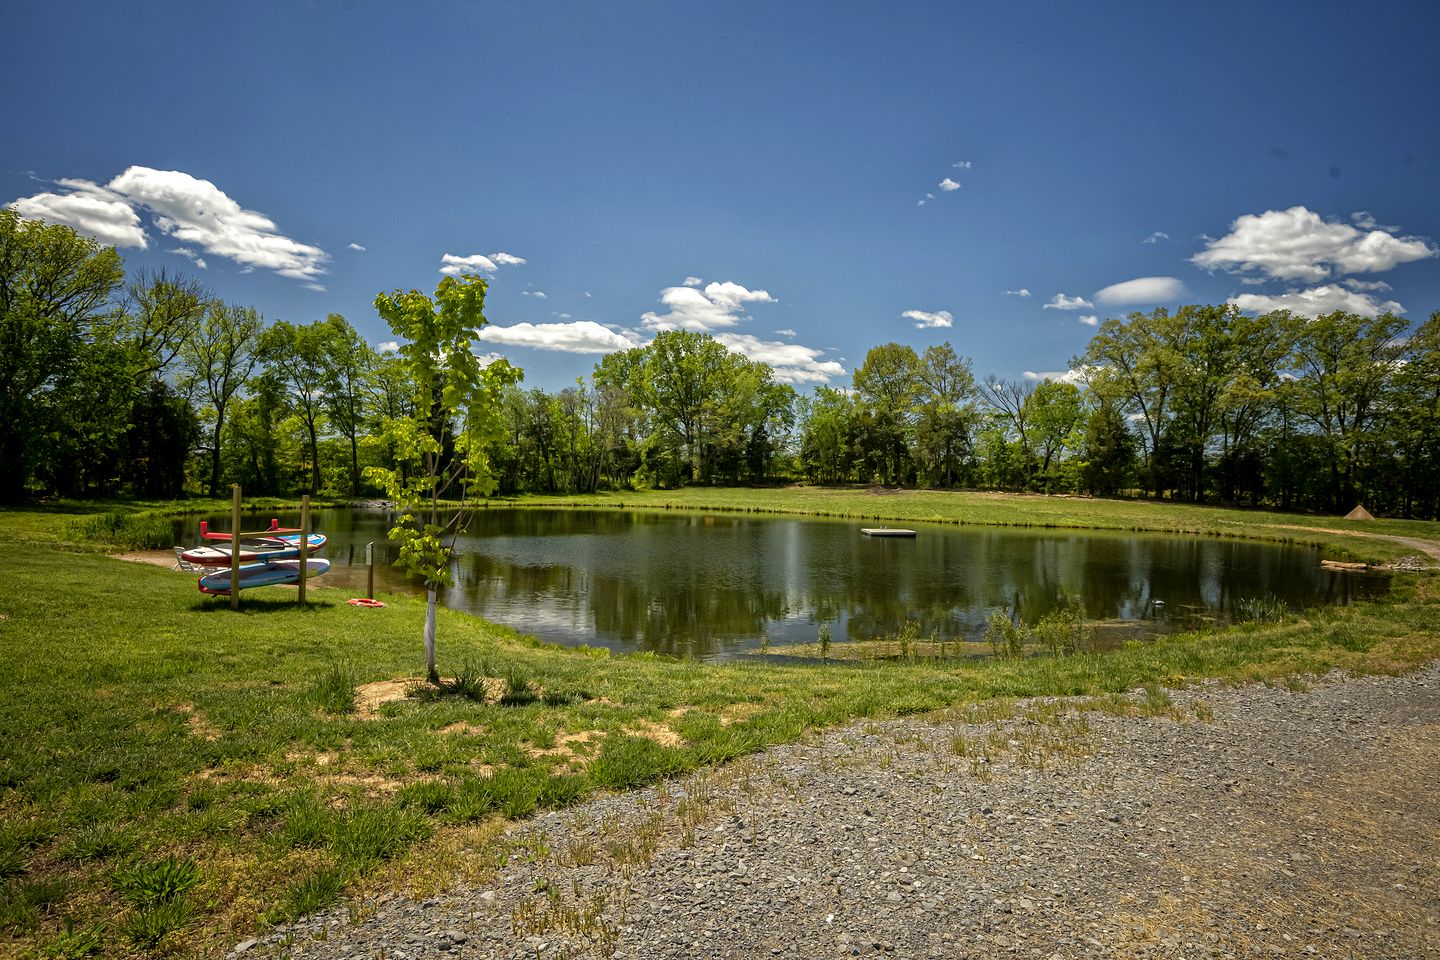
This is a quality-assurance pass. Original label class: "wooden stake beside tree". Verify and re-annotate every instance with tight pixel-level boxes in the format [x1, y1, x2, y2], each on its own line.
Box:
[365, 274, 520, 684]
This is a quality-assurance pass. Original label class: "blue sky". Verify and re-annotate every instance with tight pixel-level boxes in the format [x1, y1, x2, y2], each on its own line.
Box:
[5, 0, 1439, 389]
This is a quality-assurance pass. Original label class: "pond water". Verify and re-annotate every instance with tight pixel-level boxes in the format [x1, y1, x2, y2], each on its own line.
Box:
[175, 507, 1388, 661]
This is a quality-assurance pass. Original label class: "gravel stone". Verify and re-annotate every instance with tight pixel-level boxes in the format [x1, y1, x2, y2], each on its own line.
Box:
[262, 664, 1440, 959]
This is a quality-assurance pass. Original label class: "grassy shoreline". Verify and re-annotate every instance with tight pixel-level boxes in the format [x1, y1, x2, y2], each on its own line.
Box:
[492, 486, 1440, 565]
[1, 492, 1437, 957]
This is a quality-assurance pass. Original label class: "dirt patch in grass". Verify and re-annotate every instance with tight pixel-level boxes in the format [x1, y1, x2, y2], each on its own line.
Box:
[629, 718, 684, 747]
[176, 702, 221, 741]
[355, 678, 422, 717]
[525, 730, 603, 772]
[718, 703, 764, 726]
[116, 549, 181, 568]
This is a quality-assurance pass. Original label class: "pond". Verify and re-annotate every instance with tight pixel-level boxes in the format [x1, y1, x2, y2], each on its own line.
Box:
[175, 507, 1388, 661]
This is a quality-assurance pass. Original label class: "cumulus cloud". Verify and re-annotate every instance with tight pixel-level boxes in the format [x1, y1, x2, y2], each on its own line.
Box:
[714, 333, 846, 385]
[953, 160, 972, 169]
[1343, 278, 1393, 292]
[1023, 368, 1089, 385]
[348, 242, 366, 252]
[167, 247, 208, 270]
[1142, 231, 1169, 244]
[903, 308, 954, 329]
[1228, 285, 1404, 318]
[377, 341, 399, 354]
[477, 320, 642, 354]
[1193, 206, 1436, 281]
[1078, 315, 1098, 326]
[938, 178, 961, 192]
[1003, 288, 1032, 298]
[1092, 276, 1189, 307]
[440, 251, 526, 276]
[1044, 293, 1093, 310]
[682, 276, 703, 287]
[105, 167, 328, 280]
[7, 178, 148, 248]
[774, 328, 796, 337]
[640, 280, 777, 332]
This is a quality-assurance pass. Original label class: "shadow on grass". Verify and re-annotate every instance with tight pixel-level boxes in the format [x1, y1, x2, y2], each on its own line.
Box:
[190, 597, 340, 614]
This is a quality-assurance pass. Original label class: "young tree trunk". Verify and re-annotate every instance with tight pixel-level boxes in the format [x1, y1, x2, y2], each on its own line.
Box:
[424, 586, 439, 684]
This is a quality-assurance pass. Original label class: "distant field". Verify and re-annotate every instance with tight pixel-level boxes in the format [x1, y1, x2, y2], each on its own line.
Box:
[499, 486, 1440, 565]
[1, 497, 1437, 957]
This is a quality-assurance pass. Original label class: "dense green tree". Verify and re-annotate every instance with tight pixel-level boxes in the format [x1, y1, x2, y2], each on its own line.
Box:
[1080, 399, 1135, 496]
[0, 210, 126, 499]
[853, 343, 920, 485]
[181, 301, 262, 497]
[318, 314, 378, 495]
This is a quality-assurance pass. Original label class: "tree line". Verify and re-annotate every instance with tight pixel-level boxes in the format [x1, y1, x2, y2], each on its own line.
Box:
[4, 210, 1439, 517]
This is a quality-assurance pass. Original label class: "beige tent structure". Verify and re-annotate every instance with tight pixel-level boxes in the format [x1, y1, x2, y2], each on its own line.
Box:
[1344, 504, 1376, 521]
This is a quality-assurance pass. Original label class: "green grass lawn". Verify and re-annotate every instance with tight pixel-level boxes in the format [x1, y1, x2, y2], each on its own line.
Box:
[1, 492, 1438, 958]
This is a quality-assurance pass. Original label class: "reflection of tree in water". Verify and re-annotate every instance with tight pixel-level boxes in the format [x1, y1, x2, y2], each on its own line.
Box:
[587, 575, 790, 658]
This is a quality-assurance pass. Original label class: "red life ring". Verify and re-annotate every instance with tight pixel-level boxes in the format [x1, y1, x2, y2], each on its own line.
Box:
[347, 598, 386, 608]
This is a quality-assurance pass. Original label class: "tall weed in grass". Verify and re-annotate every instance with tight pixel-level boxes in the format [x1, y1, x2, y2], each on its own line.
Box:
[68, 511, 175, 550]
[984, 609, 1026, 659]
[264, 866, 346, 924]
[311, 662, 357, 714]
[111, 855, 200, 907]
[330, 804, 431, 871]
[1235, 595, 1290, 624]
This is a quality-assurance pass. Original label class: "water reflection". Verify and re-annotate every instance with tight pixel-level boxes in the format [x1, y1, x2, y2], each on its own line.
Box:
[175, 508, 1388, 661]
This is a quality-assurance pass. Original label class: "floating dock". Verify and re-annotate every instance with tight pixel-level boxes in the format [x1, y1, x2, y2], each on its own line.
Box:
[861, 528, 917, 538]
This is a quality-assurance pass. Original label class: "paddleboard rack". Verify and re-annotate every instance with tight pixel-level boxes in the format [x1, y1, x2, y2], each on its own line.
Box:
[199, 518, 302, 541]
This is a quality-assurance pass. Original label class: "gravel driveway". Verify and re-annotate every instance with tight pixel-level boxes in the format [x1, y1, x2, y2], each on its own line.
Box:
[254, 664, 1440, 960]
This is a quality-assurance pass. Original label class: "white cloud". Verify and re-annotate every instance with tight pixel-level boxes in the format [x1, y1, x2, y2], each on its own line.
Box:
[938, 178, 961, 192]
[348, 242, 366, 252]
[1193, 206, 1436, 281]
[522, 290, 547, 299]
[1229, 285, 1404, 318]
[1142, 231, 1169, 244]
[774, 328, 796, 337]
[377, 341, 399, 354]
[1093, 276, 1189, 307]
[1343, 278, 1393, 292]
[682, 276, 703, 287]
[953, 160, 972, 169]
[474, 351, 505, 367]
[1078, 315, 1098, 326]
[1023, 369, 1088, 385]
[440, 251, 525, 276]
[584, 291, 592, 298]
[1003, 288, 1032, 298]
[903, 308, 954, 329]
[555, 312, 572, 319]
[714, 332, 845, 385]
[1044, 293, 1093, 310]
[167, 246, 208, 270]
[7, 178, 148, 248]
[106, 166, 328, 280]
[478, 320, 642, 354]
[1350, 211, 1397, 232]
[303, 282, 326, 293]
[640, 280, 777, 332]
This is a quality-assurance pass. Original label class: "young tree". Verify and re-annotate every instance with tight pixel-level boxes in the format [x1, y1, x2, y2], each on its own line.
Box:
[366, 274, 521, 684]
[318, 315, 376, 495]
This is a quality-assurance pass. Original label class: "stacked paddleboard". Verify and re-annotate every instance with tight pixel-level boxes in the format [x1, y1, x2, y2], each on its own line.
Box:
[181, 520, 331, 595]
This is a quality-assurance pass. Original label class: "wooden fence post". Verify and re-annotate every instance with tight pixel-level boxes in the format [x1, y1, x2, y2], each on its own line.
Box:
[229, 484, 242, 611]
[298, 494, 310, 605]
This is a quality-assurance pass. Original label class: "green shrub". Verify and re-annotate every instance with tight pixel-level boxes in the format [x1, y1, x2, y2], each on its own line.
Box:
[984, 609, 1025, 659]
